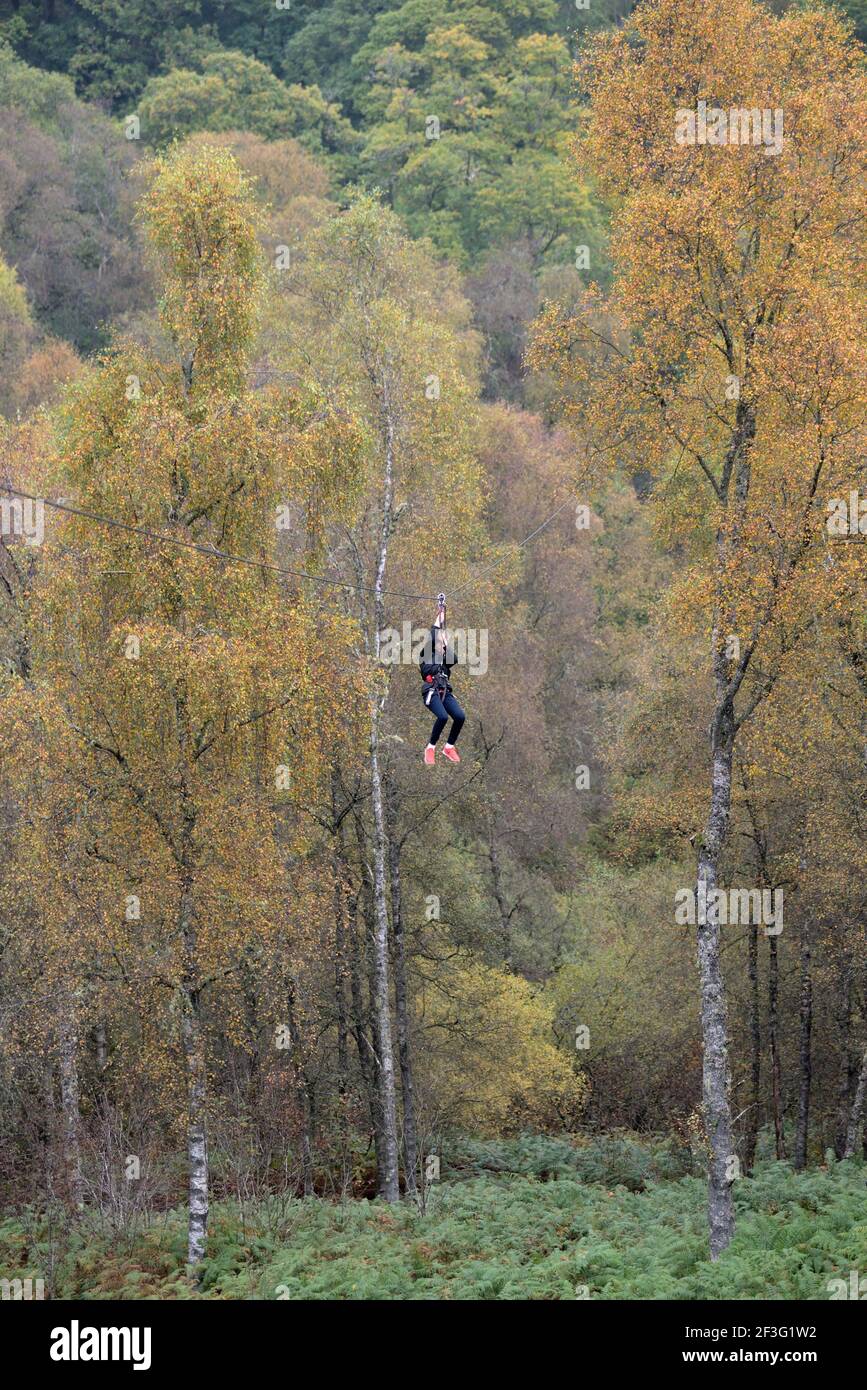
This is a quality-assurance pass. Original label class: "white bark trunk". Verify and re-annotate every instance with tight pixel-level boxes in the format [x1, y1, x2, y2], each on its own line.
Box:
[843, 1042, 867, 1160]
[386, 781, 418, 1195]
[696, 410, 754, 1257]
[368, 365, 400, 1201]
[369, 722, 400, 1200]
[181, 999, 208, 1265]
[179, 856, 208, 1265]
[697, 674, 736, 1259]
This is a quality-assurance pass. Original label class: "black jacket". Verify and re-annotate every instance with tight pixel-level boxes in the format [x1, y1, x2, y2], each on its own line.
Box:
[419, 625, 456, 694]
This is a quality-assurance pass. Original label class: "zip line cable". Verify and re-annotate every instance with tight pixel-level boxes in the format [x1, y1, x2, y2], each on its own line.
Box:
[1, 481, 573, 799]
[1, 484, 578, 606]
[0, 486, 430, 600]
[450, 493, 577, 596]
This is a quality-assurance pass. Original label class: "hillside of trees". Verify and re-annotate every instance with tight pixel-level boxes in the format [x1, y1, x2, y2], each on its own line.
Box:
[0, 0, 866, 1307]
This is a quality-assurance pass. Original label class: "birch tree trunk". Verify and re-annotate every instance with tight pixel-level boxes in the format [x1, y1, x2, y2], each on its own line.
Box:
[696, 406, 755, 1258]
[353, 813, 387, 1182]
[696, 648, 735, 1258]
[180, 989, 208, 1265]
[178, 815, 208, 1265]
[366, 365, 400, 1202]
[332, 852, 350, 1145]
[843, 1041, 867, 1159]
[348, 871, 376, 1124]
[368, 714, 400, 1200]
[794, 918, 813, 1171]
[386, 779, 418, 1196]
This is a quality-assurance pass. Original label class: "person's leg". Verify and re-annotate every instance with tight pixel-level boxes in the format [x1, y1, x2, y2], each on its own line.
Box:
[424, 692, 448, 762]
[441, 693, 465, 762]
[442, 693, 465, 743]
[428, 693, 448, 744]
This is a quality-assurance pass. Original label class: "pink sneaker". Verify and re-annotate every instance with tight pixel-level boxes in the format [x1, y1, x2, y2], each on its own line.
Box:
[442, 744, 461, 764]
[424, 745, 436, 766]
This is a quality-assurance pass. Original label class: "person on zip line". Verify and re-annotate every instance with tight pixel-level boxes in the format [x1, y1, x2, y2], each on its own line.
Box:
[420, 593, 465, 765]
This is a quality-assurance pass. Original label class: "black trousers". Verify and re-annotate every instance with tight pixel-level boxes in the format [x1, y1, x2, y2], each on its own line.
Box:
[424, 688, 465, 745]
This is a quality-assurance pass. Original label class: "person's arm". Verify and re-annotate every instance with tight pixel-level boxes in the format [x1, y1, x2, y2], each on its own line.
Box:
[433, 597, 455, 673]
[420, 614, 441, 680]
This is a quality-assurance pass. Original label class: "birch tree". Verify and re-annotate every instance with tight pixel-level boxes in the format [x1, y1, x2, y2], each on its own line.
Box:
[3, 144, 366, 1262]
[531, 0, 867, 1254]
[273, 195, 487, 1198]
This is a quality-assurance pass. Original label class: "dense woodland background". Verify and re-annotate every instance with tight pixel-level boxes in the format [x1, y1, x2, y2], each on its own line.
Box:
[0, 0, 865, 1298]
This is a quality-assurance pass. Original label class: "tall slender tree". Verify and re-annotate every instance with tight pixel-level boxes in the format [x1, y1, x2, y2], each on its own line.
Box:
[3, 144, 366, 1262]
[531, 0, 867, 1254]
[272, 194, 487, 1197]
